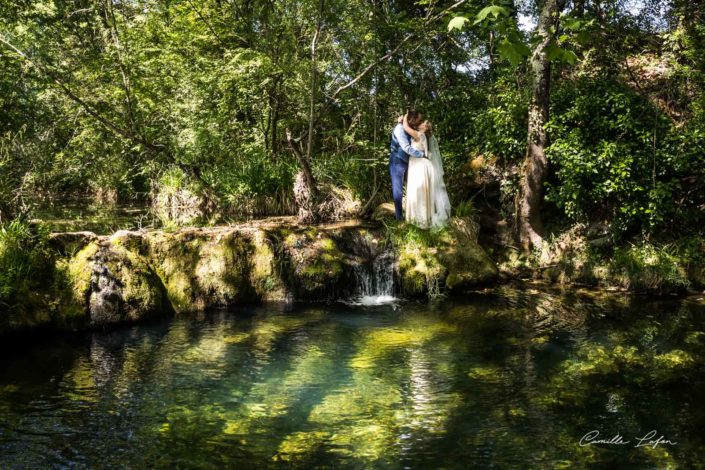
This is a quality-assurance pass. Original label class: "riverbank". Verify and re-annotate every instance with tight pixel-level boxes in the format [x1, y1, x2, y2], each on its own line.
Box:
[4, 214, 705, 335]
[0, 217, 498, 334]
[491, 224, 705, 296]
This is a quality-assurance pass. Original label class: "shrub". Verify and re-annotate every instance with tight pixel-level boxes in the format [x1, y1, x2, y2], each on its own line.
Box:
[608, 243, 690, 293]
[545, 76, 705, 237]
[0, 220, 53, 307]
[151, 167, 209, 227]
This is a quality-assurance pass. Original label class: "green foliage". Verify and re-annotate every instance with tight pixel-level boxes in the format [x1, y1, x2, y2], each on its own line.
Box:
[524, 232, 703, 293]
[448, 16, 470, 31]
[448, 2, 581, 67]
[0, 0, 703, 258]
[0, 220, 52, 307]
[454, 199, 476, 219]
[545, 76, 704, 235]
[497, 38, 530, 66]
[1, 0, 496, 218]
[151, 166, 210, 227]
[609, 243, 690, 293]
[383, 219, 449, 248]
[474, 5, 510, 24]
[447, 6, 511, 32]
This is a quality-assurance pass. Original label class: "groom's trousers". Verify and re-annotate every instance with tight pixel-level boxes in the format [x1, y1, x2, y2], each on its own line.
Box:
[389, 158, 408, 220]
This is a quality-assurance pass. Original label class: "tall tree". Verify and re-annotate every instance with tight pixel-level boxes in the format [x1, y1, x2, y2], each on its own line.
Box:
[288, 0, 324, 223]
[515, 0, 566, 251]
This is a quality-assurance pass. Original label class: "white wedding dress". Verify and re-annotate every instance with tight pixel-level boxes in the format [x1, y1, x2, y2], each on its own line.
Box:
[405, 133, 451, 229]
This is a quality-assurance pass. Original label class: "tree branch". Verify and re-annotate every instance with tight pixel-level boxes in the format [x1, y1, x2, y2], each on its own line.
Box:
[0, 34, 163, 153]
[327, 0, 468, 101]
[329, 34, 413, 100]
[0, 34, 220, 205]
[185, 0, 231, 49]
[307, 0, 324, 158]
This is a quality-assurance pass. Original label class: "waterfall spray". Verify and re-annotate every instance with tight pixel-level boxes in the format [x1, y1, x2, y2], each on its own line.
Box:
[349, 246, 396, 305]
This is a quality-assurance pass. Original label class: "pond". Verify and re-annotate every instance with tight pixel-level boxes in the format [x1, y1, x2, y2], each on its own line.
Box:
[1, 287, 704, 468]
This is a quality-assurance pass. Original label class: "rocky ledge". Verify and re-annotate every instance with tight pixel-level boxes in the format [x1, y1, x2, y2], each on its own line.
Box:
[1, 219, 498, 334]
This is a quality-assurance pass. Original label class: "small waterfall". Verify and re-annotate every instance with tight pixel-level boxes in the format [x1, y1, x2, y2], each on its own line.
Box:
[349, 247, 396, 306]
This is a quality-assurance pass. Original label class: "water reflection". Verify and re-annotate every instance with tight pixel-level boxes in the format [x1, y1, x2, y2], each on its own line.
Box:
[1, 287, 705, 468]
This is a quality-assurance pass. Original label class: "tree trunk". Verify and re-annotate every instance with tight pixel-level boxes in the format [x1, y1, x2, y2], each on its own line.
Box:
[270, 84, 279, 155]
[306, 0, 322, 164]
[516, 0, 564, 252]
[287, 129, 318, 223]
[289, 0, 323, 223]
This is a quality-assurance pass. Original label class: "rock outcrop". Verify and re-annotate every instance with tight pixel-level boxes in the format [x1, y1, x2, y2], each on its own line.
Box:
[2, 220, 498, 333]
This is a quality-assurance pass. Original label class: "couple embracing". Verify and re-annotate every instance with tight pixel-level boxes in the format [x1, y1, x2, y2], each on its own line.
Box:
[389, 110, 451, 229]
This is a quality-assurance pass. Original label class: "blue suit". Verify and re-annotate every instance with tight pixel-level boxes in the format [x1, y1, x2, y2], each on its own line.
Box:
[389, 123, 424, 220]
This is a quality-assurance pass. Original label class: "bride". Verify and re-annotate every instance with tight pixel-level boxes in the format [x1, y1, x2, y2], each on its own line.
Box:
[403, 115, 451, 229]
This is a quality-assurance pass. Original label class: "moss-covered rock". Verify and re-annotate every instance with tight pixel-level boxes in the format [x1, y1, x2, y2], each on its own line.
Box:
[393, 219, 498, 297]
[52, 241, 99, 328]
[1, 220, 501, 333]
[249, 230, 290, 302]
[144, 229, 255, 312]
[48, 231, 98, 256]
[50, 232, 172, 327]
[277, 228, 347, 299]
[497, 226, 703, 294]
[397, 241, 446, 296]
[89, 238, 169, 326]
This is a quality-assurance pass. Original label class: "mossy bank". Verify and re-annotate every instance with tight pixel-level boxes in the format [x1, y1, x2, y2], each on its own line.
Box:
[0, 220, 498, 334]
[494, 224, 705, 296]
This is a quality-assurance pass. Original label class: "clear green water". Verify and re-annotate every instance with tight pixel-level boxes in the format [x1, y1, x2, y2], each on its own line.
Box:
[1, 287, 705, 468]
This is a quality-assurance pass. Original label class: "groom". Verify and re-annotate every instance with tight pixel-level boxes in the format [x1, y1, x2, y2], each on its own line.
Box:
[389, 110, 425, 220]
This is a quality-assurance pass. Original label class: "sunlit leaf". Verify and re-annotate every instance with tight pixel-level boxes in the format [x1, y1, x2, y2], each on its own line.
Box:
[563, 18, 582, 31]
[448, 16, 469, 31]
[497, 40, 529, 66]
[545, 43, 564, 61]
[563, 50, 579, 64]
[474, 5, 509, 24]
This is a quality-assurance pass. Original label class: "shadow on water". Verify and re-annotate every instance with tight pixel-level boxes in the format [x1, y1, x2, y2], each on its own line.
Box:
[1, 287, 705, 468]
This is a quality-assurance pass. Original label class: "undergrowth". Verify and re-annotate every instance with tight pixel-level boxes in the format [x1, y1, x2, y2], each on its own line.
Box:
[0, 220, 53, 309]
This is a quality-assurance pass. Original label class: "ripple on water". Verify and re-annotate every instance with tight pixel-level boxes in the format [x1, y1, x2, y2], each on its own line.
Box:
[342, 295, 399, 307]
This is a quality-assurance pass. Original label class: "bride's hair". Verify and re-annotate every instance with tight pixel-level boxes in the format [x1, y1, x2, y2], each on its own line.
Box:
[420, 120, 433, 137]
